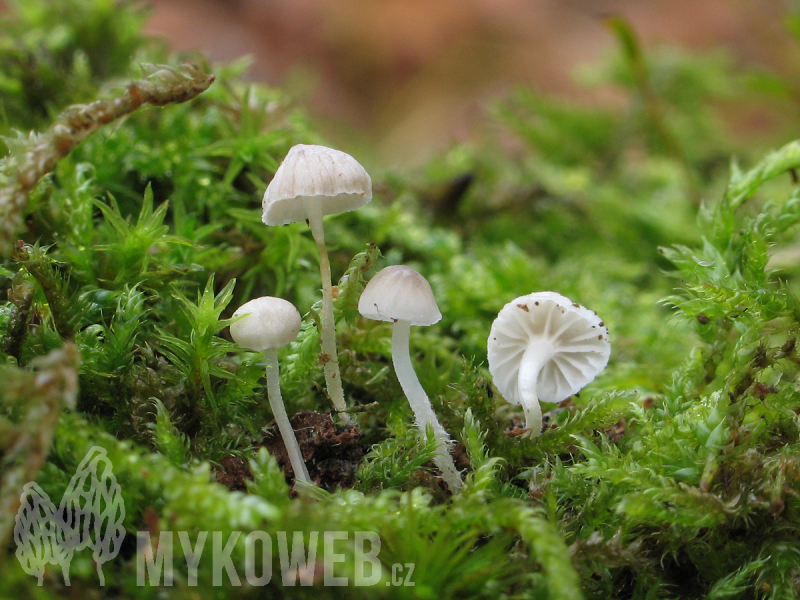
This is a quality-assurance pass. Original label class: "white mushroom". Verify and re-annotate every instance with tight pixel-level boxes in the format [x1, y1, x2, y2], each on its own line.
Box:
[262, 144, 373, 423]
[359, 265, 462, 492]
[487, 292, 611, 436]
[230, 296, 312, 485]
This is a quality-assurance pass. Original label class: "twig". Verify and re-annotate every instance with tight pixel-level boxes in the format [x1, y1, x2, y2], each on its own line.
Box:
[332, 401, 380, 415]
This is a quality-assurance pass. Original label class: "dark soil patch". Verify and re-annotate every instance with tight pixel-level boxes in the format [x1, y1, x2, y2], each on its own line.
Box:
[213, 411, 468, 494]
[260, 410, 366, 492]
[214, 455, 252, 492]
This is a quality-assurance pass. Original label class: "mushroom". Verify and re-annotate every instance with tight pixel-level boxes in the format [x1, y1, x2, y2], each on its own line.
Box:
[358, 265, 462, 492]
[230, 296, 312, 485]
[262, 144, 372, 423]
[487, 292, 611, 436]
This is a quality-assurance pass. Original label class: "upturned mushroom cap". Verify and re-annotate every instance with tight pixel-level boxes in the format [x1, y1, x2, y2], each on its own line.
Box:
[487, 291, 610, 405]
[358, 265, 442, 326]
[262, 144, 372, 226]
[230, 297, 301, 351]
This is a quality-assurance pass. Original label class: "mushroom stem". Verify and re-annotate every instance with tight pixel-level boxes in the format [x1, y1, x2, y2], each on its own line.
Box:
[517, 342, 553, 436]
[305, 206, 350, 424]
[391, 320, 462, 492]
[264, 347, 312, 484]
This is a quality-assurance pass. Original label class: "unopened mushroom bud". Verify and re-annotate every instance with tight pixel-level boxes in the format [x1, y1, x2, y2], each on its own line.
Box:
[359, 265, 462, 492]
[230, 296, 312, 485]
[487, 292, 611, 437]
[262, 144, 372, 423]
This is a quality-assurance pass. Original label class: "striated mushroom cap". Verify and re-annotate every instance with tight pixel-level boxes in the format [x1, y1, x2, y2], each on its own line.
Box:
[358, 265, 442, 326]
[487, 291, 610, 405]
[262, 144, 372, 226]
[230, 296, 301, 351]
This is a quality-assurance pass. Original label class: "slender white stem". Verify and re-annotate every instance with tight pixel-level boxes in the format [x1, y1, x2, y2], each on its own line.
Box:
[306, 207, 350, 424]
[517, 342, 553, 436]
[264, 347, 312, 484]
[391, 320, 462, 492]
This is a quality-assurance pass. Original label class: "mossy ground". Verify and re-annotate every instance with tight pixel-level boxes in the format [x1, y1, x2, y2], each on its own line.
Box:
[2, 1, 800, 598]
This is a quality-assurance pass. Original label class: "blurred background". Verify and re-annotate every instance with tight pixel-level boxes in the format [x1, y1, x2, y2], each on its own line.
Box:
[142, 0, 800, 164]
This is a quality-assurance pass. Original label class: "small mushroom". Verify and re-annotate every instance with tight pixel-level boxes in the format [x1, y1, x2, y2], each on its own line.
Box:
[487, 292, 610, 436]
[230, 296, 312, 485]
[358, 265, 462, 492]
[262, 144, 372, 423]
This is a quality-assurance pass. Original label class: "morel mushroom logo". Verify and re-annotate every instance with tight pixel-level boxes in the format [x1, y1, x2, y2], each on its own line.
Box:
[14, 446, 126, 586]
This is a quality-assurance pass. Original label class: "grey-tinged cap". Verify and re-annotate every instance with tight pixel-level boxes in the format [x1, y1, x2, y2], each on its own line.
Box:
[358, 265, 442, 326]
[230, 296, 301, 351]
[487, 291, 610, 405]
[262, 144, 372, 226]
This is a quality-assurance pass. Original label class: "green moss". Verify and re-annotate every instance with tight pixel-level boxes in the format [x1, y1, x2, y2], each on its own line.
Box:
[3, 1, 800, 598]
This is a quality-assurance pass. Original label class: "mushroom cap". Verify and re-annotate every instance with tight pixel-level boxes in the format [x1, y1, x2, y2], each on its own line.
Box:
[230, 296, 302, 351]
[262, 144, 372, 226]
[358, 265, 442, 326]
[487, 291, 610, 405]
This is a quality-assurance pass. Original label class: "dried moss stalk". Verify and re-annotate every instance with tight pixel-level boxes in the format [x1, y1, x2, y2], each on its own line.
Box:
[0, 63, 216, 255]
[11, 242, 76, 340]
[0, 343, 81, 553]
[1, 270, 36, 362]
